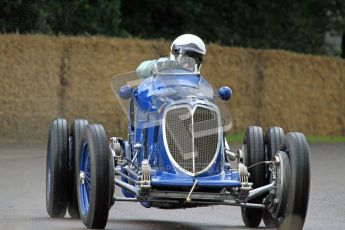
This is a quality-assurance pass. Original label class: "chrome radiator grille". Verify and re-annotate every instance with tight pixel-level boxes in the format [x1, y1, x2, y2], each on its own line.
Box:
[165, 105, 220, 174]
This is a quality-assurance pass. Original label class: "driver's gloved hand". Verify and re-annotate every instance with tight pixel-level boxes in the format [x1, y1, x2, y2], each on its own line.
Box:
[137, 57, 170, 79]
[162, 60, 178, 69]
[156, 60, 178, 71]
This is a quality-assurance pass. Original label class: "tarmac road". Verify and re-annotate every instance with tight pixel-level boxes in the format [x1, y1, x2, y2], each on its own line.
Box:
[0, 143, 344, 230]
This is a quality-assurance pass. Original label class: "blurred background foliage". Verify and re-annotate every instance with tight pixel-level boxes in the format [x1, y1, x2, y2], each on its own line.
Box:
[1, 0, 344, 56]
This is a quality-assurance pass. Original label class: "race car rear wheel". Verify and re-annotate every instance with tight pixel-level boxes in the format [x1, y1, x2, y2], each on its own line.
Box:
[76, 124, 114, 229]
[68, 119, 89, 219]
[263, 126, 285, 227]
[278, 132, 310, 230]
[46, 118, 69, 218]
[241, 126, 265, 227]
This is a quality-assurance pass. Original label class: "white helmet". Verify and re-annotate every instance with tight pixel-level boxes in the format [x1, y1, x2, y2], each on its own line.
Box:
[170, 34, 206, 67]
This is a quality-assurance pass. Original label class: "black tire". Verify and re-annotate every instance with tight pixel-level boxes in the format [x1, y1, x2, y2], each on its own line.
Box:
[68, 119, 89, 219]
[263, 127, 285, 227]
[278, 132, 310, 230]
[241, 126, 265, 227]
[46, 118, 69, 218]
[76, 124, 114, 229]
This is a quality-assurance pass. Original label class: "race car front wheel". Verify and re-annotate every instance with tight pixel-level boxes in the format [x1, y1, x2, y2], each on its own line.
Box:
[76, 124, 114, 229]
[46, 118, 69, 218]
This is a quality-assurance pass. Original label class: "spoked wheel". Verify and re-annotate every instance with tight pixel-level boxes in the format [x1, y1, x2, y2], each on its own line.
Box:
[263, 127, 285, 227]
[79, 141, 91, 217]
[76, 124, 114, 229]
[241, 126, 266, 227]
[68, 119, 89, 219]
[46, 118, 69, 218]
[264, 132, 310, 230]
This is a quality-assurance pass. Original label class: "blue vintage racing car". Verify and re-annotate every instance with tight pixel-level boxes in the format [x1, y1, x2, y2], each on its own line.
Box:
[46, 57, 310, 229]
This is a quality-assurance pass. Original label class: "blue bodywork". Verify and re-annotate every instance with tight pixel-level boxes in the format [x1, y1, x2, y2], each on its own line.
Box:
[120, 73, 240, 201]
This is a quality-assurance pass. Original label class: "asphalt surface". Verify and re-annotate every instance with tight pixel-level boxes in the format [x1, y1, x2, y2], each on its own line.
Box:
[0, 143, 344, 230]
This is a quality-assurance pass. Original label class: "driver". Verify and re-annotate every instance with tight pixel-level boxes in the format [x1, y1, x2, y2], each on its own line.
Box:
[136, 34, 206, 79]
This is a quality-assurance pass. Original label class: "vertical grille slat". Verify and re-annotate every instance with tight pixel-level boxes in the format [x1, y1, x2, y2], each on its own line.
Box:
[165, 105, 219, 174]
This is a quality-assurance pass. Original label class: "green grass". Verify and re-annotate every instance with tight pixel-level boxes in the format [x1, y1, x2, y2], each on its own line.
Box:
[226, 133, 345, 144]
[226, 133, 244, 144]
[305, 135, 345, 143]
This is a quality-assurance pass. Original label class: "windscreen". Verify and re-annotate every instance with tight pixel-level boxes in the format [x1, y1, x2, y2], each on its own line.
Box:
[111, 57, 232, 132]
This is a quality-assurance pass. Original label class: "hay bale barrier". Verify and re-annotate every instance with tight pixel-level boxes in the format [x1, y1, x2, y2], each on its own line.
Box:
[0, 34, 344, 143]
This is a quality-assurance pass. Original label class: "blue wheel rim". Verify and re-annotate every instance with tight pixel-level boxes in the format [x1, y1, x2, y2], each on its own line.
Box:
[80, 142, 91, 215]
